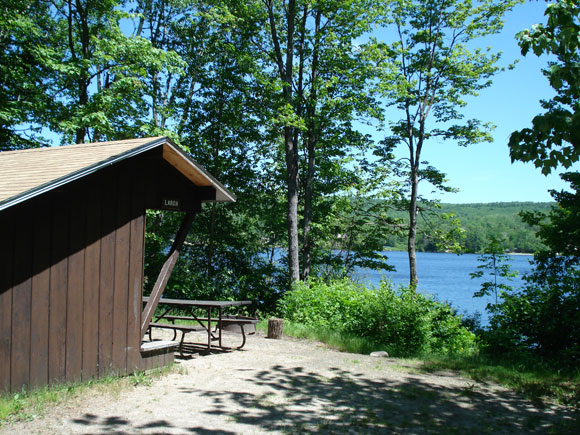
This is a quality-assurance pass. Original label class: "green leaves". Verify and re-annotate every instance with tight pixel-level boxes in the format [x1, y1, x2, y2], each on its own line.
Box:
[479, 174, 580, 365]
[470, 237, 518, 307]
[0, 0, 55, 149]
[372, 0, 517, 284]
[509, 108, 580, 175]
[510, 0, 580, 175]
[280, 278, 478, 356]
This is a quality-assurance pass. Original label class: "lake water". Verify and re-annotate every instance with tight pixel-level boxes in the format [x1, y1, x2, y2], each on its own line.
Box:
[352, 251, 534, 326]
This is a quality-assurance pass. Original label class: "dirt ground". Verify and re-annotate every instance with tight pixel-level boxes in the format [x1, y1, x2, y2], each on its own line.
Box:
[2, 330, 578, 434]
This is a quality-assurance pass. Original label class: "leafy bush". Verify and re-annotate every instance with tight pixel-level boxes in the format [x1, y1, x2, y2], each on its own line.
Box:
[279, 278, 477, 357]
[483, 255, 580, 367]
[481, 175, 580, 367]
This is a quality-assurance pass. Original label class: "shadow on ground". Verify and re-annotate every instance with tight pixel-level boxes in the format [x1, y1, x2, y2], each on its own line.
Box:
[186, 364, 578, 433]
[70, 412, 237, 434]
[69, 361, 578, 434]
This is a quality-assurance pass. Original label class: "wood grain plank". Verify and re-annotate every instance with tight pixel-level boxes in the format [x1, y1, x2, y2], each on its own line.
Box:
[49, 201, 69, 383]
[0, 211, 14, 391]
[112, 167, 130, 374]
[82, 182, 101, 380]
[30, 198, 51, 388]
[98, 174, 116, 377]
[65, 195, 86, 383]
[10, 205, 33, 391]
[127, 163, 145, 372]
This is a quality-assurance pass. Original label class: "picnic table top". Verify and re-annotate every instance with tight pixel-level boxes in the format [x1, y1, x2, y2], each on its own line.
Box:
[142, 296, 251, 309]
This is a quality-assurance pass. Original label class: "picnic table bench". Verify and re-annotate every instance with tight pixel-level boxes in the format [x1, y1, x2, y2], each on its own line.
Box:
[143, 297, 258, 356]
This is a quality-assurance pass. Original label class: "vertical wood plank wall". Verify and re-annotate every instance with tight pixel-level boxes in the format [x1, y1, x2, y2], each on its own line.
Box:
[10, 204, 33, 391]
[127, 160, 145, 372]
[0, 211, 14, 391]
[0, 161, 148, 392]
[112, 168, 131, 375]
[30, 197, 51, 388]
[98, 173, 117, 378]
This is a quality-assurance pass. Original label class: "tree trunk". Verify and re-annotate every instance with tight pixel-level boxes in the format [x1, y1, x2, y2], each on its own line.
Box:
[68, 0, 90, 143]
[302, 134, 316, 280]
[267, 318, 284, 339]
[300, 9, 321, 281]
[407, 206, 418, 289]
[206, 92, 224, 278]
[266, 0, 299, 283]
[286, 126, 300, 283]
[408, 146, 420, 289]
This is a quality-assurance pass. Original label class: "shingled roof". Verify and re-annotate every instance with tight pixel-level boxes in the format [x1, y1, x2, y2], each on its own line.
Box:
[0, 136, 235, 211]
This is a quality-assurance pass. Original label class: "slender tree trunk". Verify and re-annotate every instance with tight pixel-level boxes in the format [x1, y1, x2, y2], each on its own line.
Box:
[69, 0, 90, 143]
[285, 126, 300, 283]
[266, 0, 300, 283]
[302, 135, 316, 280]
[285, 0, 300, 283]
[408, 165, 419, 288]
[300, 9, 321, 281]
[407, 115, 422, 289]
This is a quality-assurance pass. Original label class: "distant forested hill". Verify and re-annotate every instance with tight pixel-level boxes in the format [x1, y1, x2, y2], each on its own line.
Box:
[383, 202, 553, 253]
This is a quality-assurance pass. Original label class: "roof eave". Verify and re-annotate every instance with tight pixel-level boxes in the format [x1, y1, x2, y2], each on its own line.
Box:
[0, 137, 169, 212]
[161, 140, 237, 203]
[0, 136, 236, 212]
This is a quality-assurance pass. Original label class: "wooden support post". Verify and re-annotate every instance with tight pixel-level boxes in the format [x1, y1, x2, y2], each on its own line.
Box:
[267, 318, 284, 339]
[140, 212, 196, 340]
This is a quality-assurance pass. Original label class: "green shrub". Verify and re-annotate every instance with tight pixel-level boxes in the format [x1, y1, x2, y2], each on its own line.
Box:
[279, 278, 477, 357]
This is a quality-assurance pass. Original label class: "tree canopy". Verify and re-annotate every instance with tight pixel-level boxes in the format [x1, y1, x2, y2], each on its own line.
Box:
[487, 0, 580, 366]
[2, 0, 566, 319]
[509, 0, 580, 174]
[372, 0, 519, 286]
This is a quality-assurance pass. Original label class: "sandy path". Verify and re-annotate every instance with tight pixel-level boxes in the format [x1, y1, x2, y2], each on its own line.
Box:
[2, 331, 577, 434]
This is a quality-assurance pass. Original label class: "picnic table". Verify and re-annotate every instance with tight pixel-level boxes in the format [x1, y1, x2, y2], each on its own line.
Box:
[143, 297, 257, 356]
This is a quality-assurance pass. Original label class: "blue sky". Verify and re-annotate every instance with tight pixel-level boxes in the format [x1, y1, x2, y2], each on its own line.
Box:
[374, 1, 577, 204]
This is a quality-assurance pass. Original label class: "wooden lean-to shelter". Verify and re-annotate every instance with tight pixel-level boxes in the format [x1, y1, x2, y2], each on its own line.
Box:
[0, 137, 235, 392]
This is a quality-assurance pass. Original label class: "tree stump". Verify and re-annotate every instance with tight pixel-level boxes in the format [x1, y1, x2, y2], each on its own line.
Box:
[267, 318, 284, 339]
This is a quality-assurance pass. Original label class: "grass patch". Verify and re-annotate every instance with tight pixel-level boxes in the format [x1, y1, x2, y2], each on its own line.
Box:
[258, 319, 387, 355]
[416, 354, 580, 408]
[0, 365, 173, 424]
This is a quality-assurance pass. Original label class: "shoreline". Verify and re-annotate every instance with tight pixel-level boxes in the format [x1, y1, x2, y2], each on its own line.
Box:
[382, 249, 534, 256]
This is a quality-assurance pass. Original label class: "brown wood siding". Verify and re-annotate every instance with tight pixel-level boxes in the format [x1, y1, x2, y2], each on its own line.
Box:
[48, 201, 69, 383]
[112, 168, 131, 375]
[0, 151, 208, 392]
[65, 196, 86, 383]
[98, 173, 117, 377]
[10, 204, 33, 390]
[127, 161, 145, 372]
[82, 189, 101, 381]
[30, 197, 51, 388]
[143, 156, 208, 212]
[0, 210, 14, 392]
[0, 167, 141, 390]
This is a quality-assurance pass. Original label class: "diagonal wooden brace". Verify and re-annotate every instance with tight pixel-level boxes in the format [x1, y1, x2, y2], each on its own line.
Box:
[140, 211, 196, 340]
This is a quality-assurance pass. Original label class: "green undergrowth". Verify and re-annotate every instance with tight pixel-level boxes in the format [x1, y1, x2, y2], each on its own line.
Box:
[258, 319, 383, 354]
[263, 277, 580, 408]
[0, 365, 173, 424]
[279, 278, 478, 357]
[259, 318, 579, 409]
